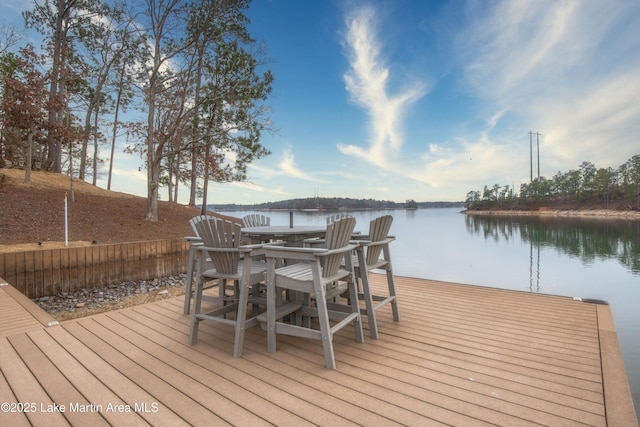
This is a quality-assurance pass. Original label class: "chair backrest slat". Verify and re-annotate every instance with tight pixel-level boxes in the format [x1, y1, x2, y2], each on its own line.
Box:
[322, 217, 356, 277]
[366, 215, 393, 266]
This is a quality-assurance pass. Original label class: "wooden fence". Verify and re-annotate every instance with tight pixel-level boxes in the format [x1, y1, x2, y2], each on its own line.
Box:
[0, 238, 190, 299]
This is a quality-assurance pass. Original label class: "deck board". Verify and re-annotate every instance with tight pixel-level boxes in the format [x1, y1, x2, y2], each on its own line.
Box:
[0, 280, 58, 337]
[0, 274, 637, 426]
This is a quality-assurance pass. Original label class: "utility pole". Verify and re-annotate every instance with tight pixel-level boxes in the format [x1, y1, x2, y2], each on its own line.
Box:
[536, 131, 541, 180]
[529, 131, 533, 182]
[528, 131, 542, 182]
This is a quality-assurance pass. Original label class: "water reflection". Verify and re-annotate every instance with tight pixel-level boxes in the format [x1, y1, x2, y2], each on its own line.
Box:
[530, 243, 540, 293]
[465, 214, 640, 275]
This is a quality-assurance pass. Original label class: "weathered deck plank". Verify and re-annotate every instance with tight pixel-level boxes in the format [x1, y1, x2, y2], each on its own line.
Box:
[0, 274, 637, 426]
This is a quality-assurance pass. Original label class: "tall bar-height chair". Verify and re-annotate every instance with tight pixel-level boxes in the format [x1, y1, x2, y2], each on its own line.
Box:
[351, 215, 399, 339]
[189, 217, 269, 358]
[183, 215, 216, 315]
[261, 217, 364, 369]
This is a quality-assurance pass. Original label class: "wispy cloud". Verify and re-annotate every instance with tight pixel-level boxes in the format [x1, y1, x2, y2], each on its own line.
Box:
[278, 148, 324, 182]
[230, 181, 291, 198]
[412, 135, 513, 189]
[338, 5, 427, 168]
[456, 0, 640, 169]
[247, 146, 325, 183]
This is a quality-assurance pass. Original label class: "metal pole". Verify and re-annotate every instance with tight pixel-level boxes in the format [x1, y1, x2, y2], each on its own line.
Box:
[536, 132, 540, 179]
[64, 193, 68, 247]
[529, 131, 533, 182]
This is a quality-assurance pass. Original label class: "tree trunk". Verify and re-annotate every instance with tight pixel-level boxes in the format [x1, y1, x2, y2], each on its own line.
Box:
[24, 128, 33, 184]
[146, 64, 158, 221]
[79, 110, 91, 180]
[146, 156, 160, 221]
[189, 51, 203, 207]
[200, 173, 209, 215]
[200, 144, 210, 215]
[46, 0, 68, 173]
[173, 151, 180, 203]
[189, 147, 198, 206]
[92, 108, 99, 185]
[107, 72, 125, 190]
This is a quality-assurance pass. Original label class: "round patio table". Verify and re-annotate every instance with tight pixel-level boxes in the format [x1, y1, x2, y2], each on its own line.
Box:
[241, 225, 326, 247]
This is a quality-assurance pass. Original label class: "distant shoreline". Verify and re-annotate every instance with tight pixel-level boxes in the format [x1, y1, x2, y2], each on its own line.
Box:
[463, 208, 640, 220]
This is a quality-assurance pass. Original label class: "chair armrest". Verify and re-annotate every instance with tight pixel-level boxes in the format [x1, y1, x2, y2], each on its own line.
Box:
[241, 240, 286, 256]
[314, 243, 358, 258]
[350, 239, 372, 245]
[195, 246, 243, 253]
[238, 240, 285, 251]
[350, 235, 395, 246]
[196, 240, 285, 258]
[349, 234, 370, 241]
[263, 244, 328, 262]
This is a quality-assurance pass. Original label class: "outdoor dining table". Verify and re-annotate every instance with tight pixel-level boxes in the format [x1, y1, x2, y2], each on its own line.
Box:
[241, 225, 327, 247]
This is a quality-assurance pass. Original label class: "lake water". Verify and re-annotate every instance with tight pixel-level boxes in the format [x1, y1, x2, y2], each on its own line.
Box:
[224, 207, 640, 416]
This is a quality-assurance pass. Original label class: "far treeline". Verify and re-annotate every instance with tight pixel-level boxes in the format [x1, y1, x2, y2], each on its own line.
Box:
[210, 197, 464, 211]
[465, 155, 640, 210]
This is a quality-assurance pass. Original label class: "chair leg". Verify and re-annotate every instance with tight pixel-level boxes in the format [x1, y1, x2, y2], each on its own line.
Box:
[189, 278, 204, 345]
[356, 247, 379, 339]
[315, 294, 337, 370]
[232, 281, 251, 358]
[347, 278, 365, 344]
[386, 267, 400, 322]
[183, 246, 197, 315]
[266, 258, 277, 354]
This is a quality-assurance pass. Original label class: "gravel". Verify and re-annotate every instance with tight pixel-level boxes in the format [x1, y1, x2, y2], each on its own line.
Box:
[33, 274, 186, 314]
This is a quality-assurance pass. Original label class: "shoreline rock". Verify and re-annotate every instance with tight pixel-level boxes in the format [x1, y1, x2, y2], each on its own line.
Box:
[34, 274, 186, 315]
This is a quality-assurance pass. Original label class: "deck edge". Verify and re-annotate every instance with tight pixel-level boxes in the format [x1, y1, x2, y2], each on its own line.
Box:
[0, 276, 59, 328]
[597, 303, 639, 426]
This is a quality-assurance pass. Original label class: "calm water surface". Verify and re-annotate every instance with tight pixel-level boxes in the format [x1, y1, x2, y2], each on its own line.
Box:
[225, 208, 640, 416]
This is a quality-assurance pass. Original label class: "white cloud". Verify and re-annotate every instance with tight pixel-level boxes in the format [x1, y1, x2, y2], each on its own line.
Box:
[456, 0, 640, 175]
[338, 4, 427, 169]
[412, 135, 513, 189]
[229, 181, 291, 198]
[277, 148, 324, 182]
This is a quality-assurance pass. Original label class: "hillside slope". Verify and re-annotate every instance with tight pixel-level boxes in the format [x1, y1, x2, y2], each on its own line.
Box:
[0, 169, 206, 249]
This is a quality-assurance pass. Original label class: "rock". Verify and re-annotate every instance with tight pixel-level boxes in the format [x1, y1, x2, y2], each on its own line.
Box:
[34, 274, 186, 317]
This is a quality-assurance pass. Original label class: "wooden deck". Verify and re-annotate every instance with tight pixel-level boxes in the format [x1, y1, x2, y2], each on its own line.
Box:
[0, 278, 58, 338]
[0, 274, 637, 426]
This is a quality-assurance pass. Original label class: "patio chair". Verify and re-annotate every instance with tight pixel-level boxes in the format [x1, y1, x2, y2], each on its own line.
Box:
[183, 215, 217, 315]
[260, 216, 364, 369]
[350, 215, 399, 339]
[325, 213, 352, 224]
[242, 214, 271, 227]
[242, 214, 273, 245]
[189, 217, 270, 358]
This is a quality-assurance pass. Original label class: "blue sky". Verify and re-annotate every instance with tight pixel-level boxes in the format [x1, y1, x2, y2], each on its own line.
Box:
[2, 0, 639, 205]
